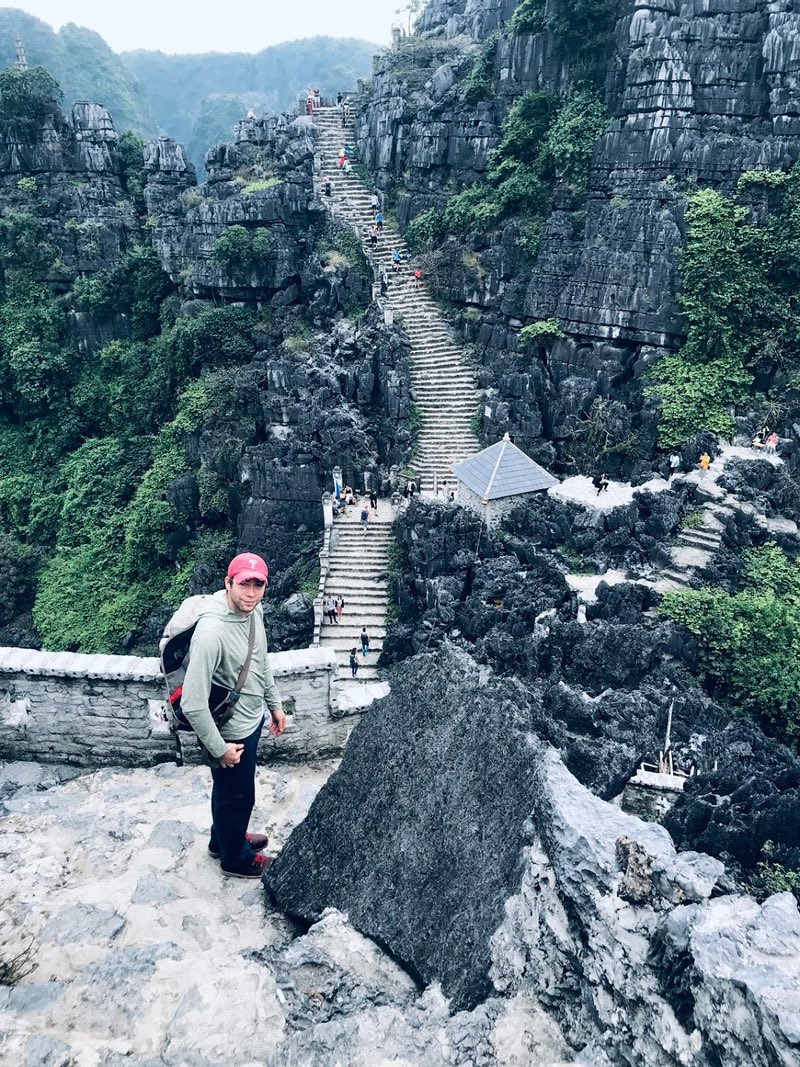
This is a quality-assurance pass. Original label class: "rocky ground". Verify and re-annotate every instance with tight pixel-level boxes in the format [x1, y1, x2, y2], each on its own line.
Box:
[0, 759, 574, 1067]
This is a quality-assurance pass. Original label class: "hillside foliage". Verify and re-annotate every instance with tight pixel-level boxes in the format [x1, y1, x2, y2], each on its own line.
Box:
[649, 174, 800, 445]
[660, 543, 800, 745]
[406, 88, 609, 253]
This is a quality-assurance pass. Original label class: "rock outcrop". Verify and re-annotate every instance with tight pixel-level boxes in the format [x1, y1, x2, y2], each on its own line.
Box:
[0, 100, 137, 285]
[266, 645, 800, 1065]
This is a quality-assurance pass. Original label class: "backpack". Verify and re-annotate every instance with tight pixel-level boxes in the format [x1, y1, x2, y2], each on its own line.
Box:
[361, 508, 368, 521]
[159, 595, 255, 733]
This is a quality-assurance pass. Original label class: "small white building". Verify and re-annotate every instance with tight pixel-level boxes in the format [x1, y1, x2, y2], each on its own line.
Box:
[452, 433, 558, 528]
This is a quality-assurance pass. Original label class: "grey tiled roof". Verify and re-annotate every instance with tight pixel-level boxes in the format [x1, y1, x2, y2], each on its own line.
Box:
[452, 436, 558, 500]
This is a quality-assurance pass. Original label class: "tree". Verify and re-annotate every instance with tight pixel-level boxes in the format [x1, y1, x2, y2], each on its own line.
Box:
[0, 66, 63, 125]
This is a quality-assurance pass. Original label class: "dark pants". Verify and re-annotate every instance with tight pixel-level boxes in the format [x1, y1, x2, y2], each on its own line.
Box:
[208, 717, 264, 868]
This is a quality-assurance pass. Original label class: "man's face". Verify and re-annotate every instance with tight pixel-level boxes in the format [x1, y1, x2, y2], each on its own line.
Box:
[225, 577, 267, 616]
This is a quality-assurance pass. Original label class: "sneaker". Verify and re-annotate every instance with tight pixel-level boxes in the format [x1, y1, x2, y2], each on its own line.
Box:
[208, 832, 269, 859]
[220, 853, 275, 879]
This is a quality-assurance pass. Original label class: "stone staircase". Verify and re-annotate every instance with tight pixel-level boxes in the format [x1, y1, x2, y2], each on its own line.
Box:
[318, 501, 396, 683]
[659, 511, 724, 590]
[313, 106, 481, 491]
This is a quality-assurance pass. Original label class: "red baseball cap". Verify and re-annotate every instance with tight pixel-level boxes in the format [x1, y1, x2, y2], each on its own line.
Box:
[227, 552, 269, 585]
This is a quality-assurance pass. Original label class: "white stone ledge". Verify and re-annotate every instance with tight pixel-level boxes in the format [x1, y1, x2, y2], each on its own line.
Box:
[0, 645, 338, 682]
[0, 647, 162, 681]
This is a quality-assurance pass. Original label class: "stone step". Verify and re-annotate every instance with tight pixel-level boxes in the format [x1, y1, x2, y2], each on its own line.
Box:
[677, 531, 722, 551]
[660, 568, 693, 587]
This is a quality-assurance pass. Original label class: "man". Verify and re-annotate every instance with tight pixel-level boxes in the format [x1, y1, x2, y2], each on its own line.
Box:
[180, 552, 286, 879]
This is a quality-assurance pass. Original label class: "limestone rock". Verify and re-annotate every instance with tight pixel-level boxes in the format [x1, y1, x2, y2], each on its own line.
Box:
[266, 647, 799, 1066]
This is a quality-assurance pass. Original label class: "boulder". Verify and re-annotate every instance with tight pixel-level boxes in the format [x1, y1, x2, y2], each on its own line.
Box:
[267, 645, 800, 1066]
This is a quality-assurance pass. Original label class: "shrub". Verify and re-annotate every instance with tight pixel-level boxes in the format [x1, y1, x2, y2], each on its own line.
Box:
[405, 209, 445, 251]
[540, 88, 609, 191]
[511, 0, 547, 34]
[660, 543, 800, 743]
[0, 532, 40, 625]
[0, 67, 62, 126]
[520, 319, 566, 344]
[241, 177, 280, 194]
[463, 34, 498, 105]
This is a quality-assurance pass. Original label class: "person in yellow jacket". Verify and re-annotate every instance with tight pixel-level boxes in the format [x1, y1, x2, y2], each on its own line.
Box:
[699, 452, 711, 477]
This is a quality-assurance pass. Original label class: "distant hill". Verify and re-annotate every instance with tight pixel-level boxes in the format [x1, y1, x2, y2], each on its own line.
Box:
[1, 10, 378, 173]
[0, 8, 153, 134]
[121, 37, 378, 172]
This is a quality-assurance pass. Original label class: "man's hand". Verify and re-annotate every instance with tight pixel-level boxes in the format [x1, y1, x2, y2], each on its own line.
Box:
[219, 743, 244, 767]
[269, 707, 287, 737]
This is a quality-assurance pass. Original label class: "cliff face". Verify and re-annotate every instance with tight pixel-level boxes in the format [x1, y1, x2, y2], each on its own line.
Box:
[0, 100, 136, 284]
[355, 0, 800, 470]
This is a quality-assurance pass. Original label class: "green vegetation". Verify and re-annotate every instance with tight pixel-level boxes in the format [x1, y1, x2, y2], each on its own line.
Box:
[660, 543, 800, 744]
[757, 840, 800, 899]
[241, 177, 280, 194]
[509, 0, 617, 84]
[520, 319, 566, 345]
[463, 34, 499, 105]
[0, 79, 267, 651]
[211, 225, 274, 278]
[680, 511, 706, 530]
[0, 65, 62, 127]
[406, 89, 608, 255]
[510, 0, 546, 35]
[648, 175, 800, 446]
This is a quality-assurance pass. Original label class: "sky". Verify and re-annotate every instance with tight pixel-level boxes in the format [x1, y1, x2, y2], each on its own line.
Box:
[9, 0, 410, 52]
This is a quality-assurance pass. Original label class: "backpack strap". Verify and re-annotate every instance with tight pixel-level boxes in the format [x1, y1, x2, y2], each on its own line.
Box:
[208, 615, 257, 718]
[233, 614, 256, 696]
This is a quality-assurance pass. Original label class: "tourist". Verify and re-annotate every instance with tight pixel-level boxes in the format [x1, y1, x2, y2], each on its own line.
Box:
[343, 160, 352, 174]
[313, 87, 321, 110]
[668, 453, 680, 480]
[593, 472, 609, 495]
[360, 627, 370, 657]
[349, 648, 359, 677]
[375, 209, 384, 233]
[178, 552, 285, 879]
[391, 249, 402, 273]
[371, 192, 379, 211]
[324, 178, 333, 198]
[335, 595, 345, 622]
[766, 432, 780, 454]
[337, 92, 343, 106]
[752, 432, 765, 450]
[699, 452, 711, 477]
[325, 595, 338, 624]
[413, 268, 422, 289]
[306, 97, 314, 116]
[369, 488, 378, 512]
[408, 478, 417, 499]
[369, 223, 378, 250]
[380, 270, 389, 296]
[360, 500, 371, 532]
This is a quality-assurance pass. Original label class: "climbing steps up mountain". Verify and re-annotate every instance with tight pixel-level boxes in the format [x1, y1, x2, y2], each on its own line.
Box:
[313, 107, 481, 492]
[318, 502, 396, 683]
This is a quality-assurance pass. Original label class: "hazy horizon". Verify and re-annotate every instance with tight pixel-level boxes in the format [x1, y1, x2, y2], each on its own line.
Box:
[4, 1, 409, 53]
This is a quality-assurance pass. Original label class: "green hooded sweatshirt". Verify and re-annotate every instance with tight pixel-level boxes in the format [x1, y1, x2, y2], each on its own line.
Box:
[179, 590, 281, 759]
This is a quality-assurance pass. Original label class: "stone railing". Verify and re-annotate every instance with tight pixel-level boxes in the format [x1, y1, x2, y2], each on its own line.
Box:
[313, 491, 334, 645]
[0, 643, 354, 770]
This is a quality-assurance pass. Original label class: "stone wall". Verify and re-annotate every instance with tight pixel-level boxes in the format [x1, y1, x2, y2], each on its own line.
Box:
[456, 481, 536, 527]
[0, 645, 351, 769]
